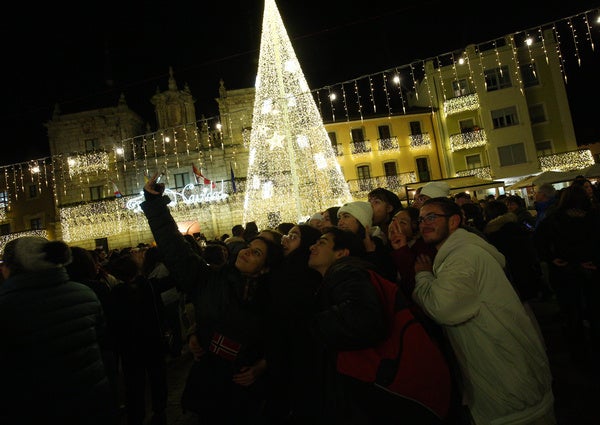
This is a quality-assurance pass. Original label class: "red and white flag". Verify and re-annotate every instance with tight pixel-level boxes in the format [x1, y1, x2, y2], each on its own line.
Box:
[192, 163, 216, 188]
[110, 181, 122, 198]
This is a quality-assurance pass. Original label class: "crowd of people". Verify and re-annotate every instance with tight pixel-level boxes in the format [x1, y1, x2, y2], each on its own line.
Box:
[1, 173, 598, 425]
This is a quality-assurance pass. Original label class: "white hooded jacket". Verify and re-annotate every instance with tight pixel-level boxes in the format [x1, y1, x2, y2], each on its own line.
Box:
[413, 228, 553, 425]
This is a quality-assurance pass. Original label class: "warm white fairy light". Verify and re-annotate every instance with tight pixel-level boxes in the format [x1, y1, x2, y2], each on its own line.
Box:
[539, 149, 594, 171]
[67, 151, 109, 178]
[409, 133, 432, 150]
[243, 0, 352, 229]
[0, 230, 47, 253]
[443, 93, 480, 116]
[449, 129, 488, 151]
[456, 166, 492, 179]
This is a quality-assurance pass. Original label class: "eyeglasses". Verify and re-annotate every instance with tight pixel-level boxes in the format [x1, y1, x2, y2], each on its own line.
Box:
[283, 233, 299, 241]
[417, 213, 452, 224]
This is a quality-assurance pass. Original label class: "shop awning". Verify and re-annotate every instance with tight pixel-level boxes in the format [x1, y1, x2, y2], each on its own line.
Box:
[403, 176, 505, 198]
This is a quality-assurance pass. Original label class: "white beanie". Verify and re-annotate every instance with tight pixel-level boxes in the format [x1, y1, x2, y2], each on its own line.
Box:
[337, 201, 373, 229]
[420, 181, 450, 199]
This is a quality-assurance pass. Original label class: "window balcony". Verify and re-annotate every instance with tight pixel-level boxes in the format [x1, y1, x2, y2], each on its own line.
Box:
[449, 128, 487, 152]
[346, 172, 417, 197]
[332, 144, 344, 156]
[539, 149, 594, 172]
[377, 136, 399, 153]
[443, 93, 480, 116]
[455, 166, 492, 179]
[409, 133, 432, 150]
[350, 140, 372, 155]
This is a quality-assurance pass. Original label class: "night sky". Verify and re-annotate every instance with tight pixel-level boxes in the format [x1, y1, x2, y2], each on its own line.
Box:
[2, 0, 599, 165]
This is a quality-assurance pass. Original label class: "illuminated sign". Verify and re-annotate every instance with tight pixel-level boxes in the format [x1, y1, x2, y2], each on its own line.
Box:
[126, 183, 229, 212]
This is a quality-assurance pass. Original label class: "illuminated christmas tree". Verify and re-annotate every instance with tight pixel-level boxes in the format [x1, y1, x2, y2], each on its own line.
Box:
[243, 0, 353, 229]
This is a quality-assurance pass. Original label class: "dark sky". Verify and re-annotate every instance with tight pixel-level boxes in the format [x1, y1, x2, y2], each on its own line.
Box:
[2, 1, 599, 165]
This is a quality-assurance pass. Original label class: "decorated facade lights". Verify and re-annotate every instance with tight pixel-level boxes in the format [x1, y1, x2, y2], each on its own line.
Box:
[539, 149, 594, 172]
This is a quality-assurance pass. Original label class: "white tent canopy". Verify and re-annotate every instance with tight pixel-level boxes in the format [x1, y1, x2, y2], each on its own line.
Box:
[506, 164, 600, 190]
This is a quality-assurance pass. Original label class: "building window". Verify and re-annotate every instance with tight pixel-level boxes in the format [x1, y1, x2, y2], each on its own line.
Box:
[30, 218, 42, 230]
[491, 106, 519, 129]
[328, 131, 341, 155]
[0, 223, 10, 235]
[357, 165, 371, 192]
[535, 140, 553, 156]
[465, 154, 482, 169]
[485, 66, 512, 91]
[0, 191, 8, 208]
[409, 121, 422, 135]
[85, 138, 99, 152]
[174, 172, 190, 189]
[378, 125, 391, 140]
[452, 78, 469, 96]
[383, 162, 397, 176]
[357, 165, 371, 180]
[528, 104, 546, 124]
[520, 63, 539, 87]
[328, 131, 337, 146]
[498, 143, 527, 166]
[28, 184, 38, 199]
[90, 185, 103, 201]
[416, 157, 431, 182]
[459, 118, 476, 133]
[351, 128, 364, 142]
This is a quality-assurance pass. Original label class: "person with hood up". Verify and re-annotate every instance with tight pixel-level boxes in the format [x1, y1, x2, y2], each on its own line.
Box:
[0, 237, 119, 425]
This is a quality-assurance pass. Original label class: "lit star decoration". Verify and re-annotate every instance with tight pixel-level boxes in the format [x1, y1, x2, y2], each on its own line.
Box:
[267, 132, 285, 150]
[243, 0, 352, 228]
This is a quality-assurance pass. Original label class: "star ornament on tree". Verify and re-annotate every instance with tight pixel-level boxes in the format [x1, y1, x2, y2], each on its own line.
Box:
[267, 132, 285, 150]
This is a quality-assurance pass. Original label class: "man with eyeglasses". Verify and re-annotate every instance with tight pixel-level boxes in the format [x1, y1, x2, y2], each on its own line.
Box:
[412, 197, 555, 425]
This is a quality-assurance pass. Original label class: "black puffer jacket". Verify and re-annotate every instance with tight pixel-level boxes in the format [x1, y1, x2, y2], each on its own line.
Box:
[0, 267, 118, 425]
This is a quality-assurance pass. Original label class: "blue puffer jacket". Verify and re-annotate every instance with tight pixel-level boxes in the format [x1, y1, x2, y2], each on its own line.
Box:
[0, 267, 118, 425]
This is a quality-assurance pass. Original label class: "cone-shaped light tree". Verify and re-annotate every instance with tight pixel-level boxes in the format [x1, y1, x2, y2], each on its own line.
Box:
[242, 0, 353, 229]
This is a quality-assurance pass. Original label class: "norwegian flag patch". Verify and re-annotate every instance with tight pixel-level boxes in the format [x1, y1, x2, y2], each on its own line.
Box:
[209, 332, 241, 362]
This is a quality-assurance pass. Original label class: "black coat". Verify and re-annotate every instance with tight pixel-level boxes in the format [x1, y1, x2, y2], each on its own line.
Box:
[141, 194, 269, 422]
[310, 257, 387, 424]
[0, 267, 118, 425]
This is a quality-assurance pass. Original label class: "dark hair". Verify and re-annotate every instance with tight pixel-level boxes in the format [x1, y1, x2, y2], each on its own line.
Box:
[65, 247, 97, 281]
[422, 196, 463, 218]
[506, 195, 526, 209]
[399, 206, 420, 234]
[259, 229, 284, 246]
[231, 224, 245, 236]
[244, 221, 259, 241]
[461, 202, 486, 231]
[557, 184, 591, 212]
[276, 222, 295, 235]
[454, 192, 471, 200]
[288, 224, 322, 264]
[368, 187, 403, 215]
[106, 253, 139, 283]
[202, 242, 228, 267]
[321, 226, 365, 257]
[141, 246, 165, 277]
[324, 206, 340, 226]
[484, 200, 508, 222]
